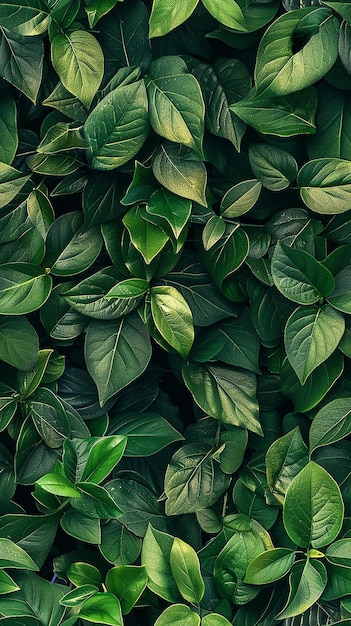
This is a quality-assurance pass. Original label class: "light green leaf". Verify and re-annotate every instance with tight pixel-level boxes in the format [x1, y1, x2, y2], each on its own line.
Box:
[141, 525, 181, 602]
[309, 397, 351, 452]
[298, 158, 351, 214]
[230, 87, 317, 137]
[202, 615, 233, 626]
[80, 436, 127, 484]
[152, 144, 207, 206]
[105, 565, 148, 614]
[85, 313, 152, 405]
[164, 443, 230, 515]
[0, 263, 52, 315]
[105, 278, 150, 300]
[147, 56, 204, 156]
[0, 570, 19, 594]
[0, 162, 31, 210]
[36, 472, 81, 498]
[271, 241, 335, 304]
[146, 189, 191, 240]
[254, 8, 338, 97]
[37, 122, 86, 154]
[283, 461, 344, 549]
[150, 286, 194, 358]
[148, 0, 198, 38]
[84, 80, 149, 170]
[266, 427, 309, 505]
[155, 604, 200, 626]
[79, 592, 123, 626]
[284, 304, 345, 384]
[182, 361, 261, 435]
[244, 548, 295, 584]
[276, 560, 327, 619]
[170, 537, 205, 604]
[0, 538, 39, 570]
[51, 30, 104, 108]
[59, 584, 99, 607]
[202, 216, 226, 251]
[123, 205, 169, 264]
[85, 0, 123, 27]
[201, 0, 245, 30]
[249, 143, 298, 191]
[220, 180, 261, 218]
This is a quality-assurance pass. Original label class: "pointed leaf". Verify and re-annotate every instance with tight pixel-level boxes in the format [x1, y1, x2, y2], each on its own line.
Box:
[148, 0, 198, 38]
[276, 560, 327, 619]
[249, 143, 298, 191]
[150, 286, 194, 358]
[80, 436, 127, 484]
[0, 316, 38, 370]
[201, 0, 245, 30]
[105, 565, 148, 614]
[170, 537, 205, 603]
[85, 313, 152, 405]
[141, 525, 181, 602]
[152, 144, 207, 206]
[309, 397, 351, 452]
[266, 427, 309, 505]
[155, 604, 200, 626]
[298, 158, 351, 214]
[220, 180, 261, 218]
[0, 263, 52, 315]
[79, 592, 123, 626]
[283, 461, 344, 548]
[244, 548, 295, 584]
[0, 538, 39, 570]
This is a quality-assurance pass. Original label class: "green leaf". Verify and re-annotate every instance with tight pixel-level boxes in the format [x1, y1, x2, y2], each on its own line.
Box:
[30, 387, 70, 448]
[141, 525, 181, 602]
[84, 80, 149, 170]
[284, 304, 345, 384]
[283, 461, 344, 549]
[249, 143, 298, 191]
[108, 411, 184, 457]
[85, 313, 152, 405]
[298, 158, 351, 214]
[307, 83, 351, 160]
[105, 477, 165, 536]
[37, 122, 86, 154]
[66, 561, 102, 588]
[0, 163, 31, 210]
[60, 510, 101, 544]
[0, 570, 65, 623]
[150, 285, 194, 358]
[0, 263, 52, 315]
[59, 584, 99, 607]
[275, 559, 327, 619]
[193, 58, 250, 151]
[105, 565, 148, 614]
[146, 189, 191, 240]
[73, 482, 122, 519]
[0, 1, 49, 36]
[201, 0, 245, 30]
[271, 242, 335, 304]
[220, 180, 261, 218]
[244, 548, 296, 584]
[322, 563, 351, 601]
[79, 592, 123, 626]
[0, 538, 39, 570]
[51, 31, 104, 108]
[80, 436, 126, 484]
[202, 216, 226, 251]
[164, 443, 230, 515]
[198, 222, 249, 291]
[155, 604, 200, 626]
[36, 472, 81, 498]
[182, 361, 261, 435]
[202, 615, 233, 626]
[102, 521, 141, 566]
[326, 538, 351, 568]
[147, 56, 204, 156]
[170, 537, 205, 603]
[0, 89, 17, 165]
[0, 397, 17, 432]
[230, 87, 317, 137]
[0, 316, 38, 370]
[266, 427, 309, 505]
[0, 570, 19, 594]
[123, 204, 169, 264]
[254, 8, 338, 97]
[309, 397, 351, 452]
[148, 0, 198, 38]
[152, 144, 207, 206]
[85, 0, 123, 27]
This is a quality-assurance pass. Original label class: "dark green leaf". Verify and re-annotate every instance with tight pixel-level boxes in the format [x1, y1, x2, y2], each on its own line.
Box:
[309, 397, 351, 452]
[0, 316, 38, 370]
[0, 263, 52, 315]
[276, 559, 327, 619]
[108, 412, 184, 456]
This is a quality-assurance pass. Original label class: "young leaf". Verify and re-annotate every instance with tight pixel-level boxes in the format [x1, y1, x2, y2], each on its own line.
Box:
[309, 397, 351, 452]
[51, 31, 104, 108]
[150, 286, 194, 358]
[271, 242, 335, 304]
[284, 304, 345, 384]
[84, 80, 149, 170]
[146, 189, 192, 240]
[80, 436, 127, 484]
[170, 537, 205, 603]
[148, 0, 198, 38]
[275, 559, 327, 619]
[147, 56, 204, 156]
[35, 472, 81, 498]
[85, 313, 152, 405]
[244, 548, 296, 584]
[283, 461, 344, 549]
[79, 592, 123, 626]
[105, 565, 148, 614]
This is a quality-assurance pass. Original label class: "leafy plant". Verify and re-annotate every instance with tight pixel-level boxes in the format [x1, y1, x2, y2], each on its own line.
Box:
[1, 0, 351, 624]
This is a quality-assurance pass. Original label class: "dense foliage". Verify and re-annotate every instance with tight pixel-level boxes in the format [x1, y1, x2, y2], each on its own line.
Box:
[2, 0, 351, 624]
